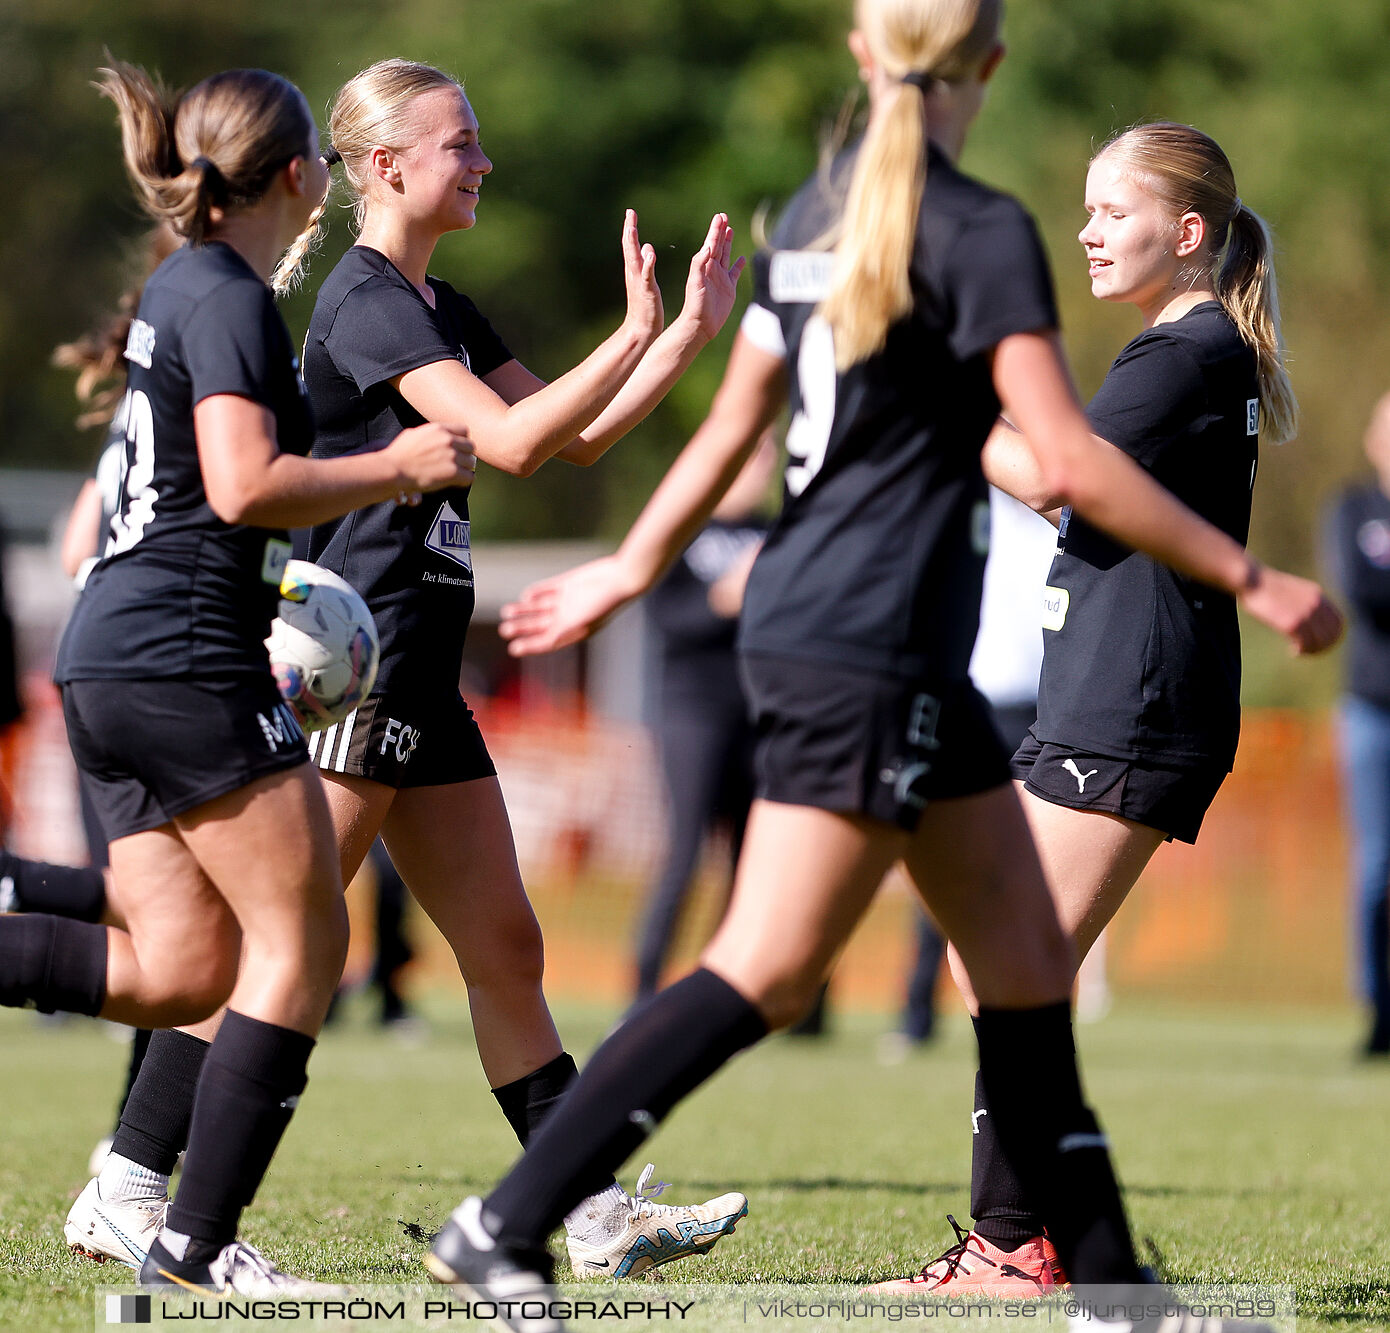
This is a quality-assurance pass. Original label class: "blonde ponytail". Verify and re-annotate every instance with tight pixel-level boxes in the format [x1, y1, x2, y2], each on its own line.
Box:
[1218, 204, 1297, 445]
[817, 83, 927, 371]
[815, 0, 1001, 372]
[270, 196, 328, 296]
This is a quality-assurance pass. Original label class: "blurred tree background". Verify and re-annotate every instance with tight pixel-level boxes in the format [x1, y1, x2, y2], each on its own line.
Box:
[2, 0, 1387, 700]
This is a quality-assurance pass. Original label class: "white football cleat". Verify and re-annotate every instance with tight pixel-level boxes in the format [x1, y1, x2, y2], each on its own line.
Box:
[140, 1236, 343, 1297]
[566, 1163, 748, 1279]
[65, 1176, 167, 1269]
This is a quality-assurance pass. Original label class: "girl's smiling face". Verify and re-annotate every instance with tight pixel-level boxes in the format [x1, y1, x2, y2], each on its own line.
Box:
[393, 87, 493, 233]
[1078, 156, 1189, 311]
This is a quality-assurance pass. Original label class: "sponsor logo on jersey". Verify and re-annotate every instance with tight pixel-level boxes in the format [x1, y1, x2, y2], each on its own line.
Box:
[381, 717, 421, 764]
[424, 500, 474, 575]
[1246, 398, 1259, 436]
[261, 538, 292, 586]
[1041, 585, 1069, 631]
[769, 250, 833, 305]
[124, 319, 156, 369]
[257, 703, 304, 752]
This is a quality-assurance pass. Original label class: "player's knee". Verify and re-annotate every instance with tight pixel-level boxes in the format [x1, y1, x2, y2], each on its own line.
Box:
[750, 971, 827, 1031]
[457, 911, 545, 994]
[135, 962, 236, 1027]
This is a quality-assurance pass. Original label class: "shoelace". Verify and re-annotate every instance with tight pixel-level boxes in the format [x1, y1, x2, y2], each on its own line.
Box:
[628, 1163, 675, 1217]
[215, 1241, 292, 1289]
[920, 1214, 996, 1282]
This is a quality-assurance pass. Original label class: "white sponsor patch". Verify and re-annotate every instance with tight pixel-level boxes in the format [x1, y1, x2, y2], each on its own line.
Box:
[769, 250, 834, 304]
[425, 500, 473, 574]
[1246, 398, 1259, 435]
[124, 318, 156, 368]
[1041, 585, 1069, 631]
[261, 538, 292, 586]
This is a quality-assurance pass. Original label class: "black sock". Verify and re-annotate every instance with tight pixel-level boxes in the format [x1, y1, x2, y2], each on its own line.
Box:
[166, 1011, 315, 1248]
[974, 1005, 1143, 1284]
[0, 914, 106, 1014]
[112, 1029, 208, 1173]
[493, 1052, 619, 1203]
[0, 849, 107, 922]
[116, 1028, 155, 1126]
[969, 1070, 1046, 1248]
[484, 968, 767, 1247]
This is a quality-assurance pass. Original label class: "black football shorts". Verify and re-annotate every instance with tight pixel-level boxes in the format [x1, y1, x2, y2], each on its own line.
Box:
[305, 691, 495, 789]
[62, 675, 309, 841]
[739, 653, 1010, 832]
[1011, 730, 1229, 844]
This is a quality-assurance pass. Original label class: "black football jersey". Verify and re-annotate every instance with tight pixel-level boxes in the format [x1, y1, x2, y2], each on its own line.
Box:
[1035, 302, 1259, 766]
[302, 247, 512, 698]
[56, 243, 314, 682]
[735, 144, 1058, 684]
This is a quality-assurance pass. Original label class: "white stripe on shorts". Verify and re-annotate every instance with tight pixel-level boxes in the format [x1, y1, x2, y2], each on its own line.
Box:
[312, 721, 337, 768]
[332, 708, 358, 773]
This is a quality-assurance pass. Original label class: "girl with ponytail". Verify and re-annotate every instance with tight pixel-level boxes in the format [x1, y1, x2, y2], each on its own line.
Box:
[871, 122, 1320, 1298]
[63, 53, 752, 1291]
[435, 2, 1336, 1327]
[23, 59, 474, 1294]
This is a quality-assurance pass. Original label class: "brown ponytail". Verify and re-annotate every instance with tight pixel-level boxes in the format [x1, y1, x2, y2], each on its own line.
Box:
[96, 59, 316, 250]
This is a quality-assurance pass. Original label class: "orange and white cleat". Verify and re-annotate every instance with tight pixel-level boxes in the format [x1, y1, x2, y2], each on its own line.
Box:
[866, 1215, 1064, 1298]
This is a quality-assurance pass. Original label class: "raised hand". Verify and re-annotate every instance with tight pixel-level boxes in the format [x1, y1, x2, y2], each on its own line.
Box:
[620, 208, 662, 346]
[386, 422, 476, 502]
[1239, 564, 1344, 655]
[498, 555, 638, 656]
[678, 212, 747, 342]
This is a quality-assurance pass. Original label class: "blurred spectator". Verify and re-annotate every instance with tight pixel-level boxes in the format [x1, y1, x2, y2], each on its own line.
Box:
[632, 434, 776, 1001]
[1326, 392, 1390, 1058]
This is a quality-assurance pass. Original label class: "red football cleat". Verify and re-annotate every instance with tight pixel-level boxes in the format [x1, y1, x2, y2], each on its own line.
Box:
[866, 1215, 1063, 1298]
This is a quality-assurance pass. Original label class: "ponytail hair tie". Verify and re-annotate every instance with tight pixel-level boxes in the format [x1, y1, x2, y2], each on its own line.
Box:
[901, 70, 937, 91]
[321, 144, 342, 167]
[1229, 196, 1243, 219]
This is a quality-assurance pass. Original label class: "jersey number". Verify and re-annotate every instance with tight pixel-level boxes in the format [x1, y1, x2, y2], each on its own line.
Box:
[106, 388, 159, 556]
[784, 316, 837, 497]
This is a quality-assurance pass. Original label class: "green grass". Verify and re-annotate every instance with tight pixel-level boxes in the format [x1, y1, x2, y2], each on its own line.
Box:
[1, 997, 1387, 1332]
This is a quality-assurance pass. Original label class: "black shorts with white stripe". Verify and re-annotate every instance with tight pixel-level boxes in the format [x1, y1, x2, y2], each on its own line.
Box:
[61, 675, 308, 840]
[307, 692, 495, 789]
[1011, 729, 1228, 844]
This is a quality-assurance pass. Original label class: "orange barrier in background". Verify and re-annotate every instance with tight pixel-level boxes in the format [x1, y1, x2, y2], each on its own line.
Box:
[7, 684, 1357, 1013]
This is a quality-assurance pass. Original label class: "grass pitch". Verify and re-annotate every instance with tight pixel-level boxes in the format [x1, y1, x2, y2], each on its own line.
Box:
[1, 996, 1386, 1332]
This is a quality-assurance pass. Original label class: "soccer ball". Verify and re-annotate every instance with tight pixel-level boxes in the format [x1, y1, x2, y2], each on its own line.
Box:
[265, 560, 379, 733]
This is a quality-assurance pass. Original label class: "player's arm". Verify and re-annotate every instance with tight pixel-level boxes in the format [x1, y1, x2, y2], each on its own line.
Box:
[395, 210, 663, 478]
[992, 329, 1343, 654]
[499, 331, 787, 656]
[983, 417, 1115, 528]
[60, 480, 103, 579]
[195, 395, 474, 529]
